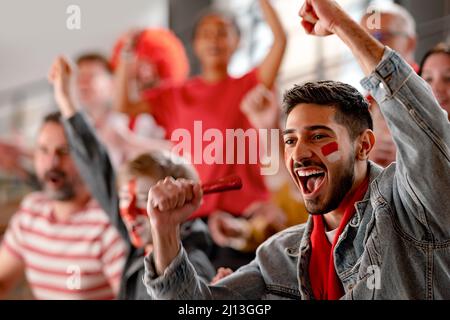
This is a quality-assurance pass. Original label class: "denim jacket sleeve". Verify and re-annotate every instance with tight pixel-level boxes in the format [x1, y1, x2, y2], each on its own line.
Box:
[361, 48, 450, 241]
[63, 113, 129, 242]
[143, 247, 266, 299]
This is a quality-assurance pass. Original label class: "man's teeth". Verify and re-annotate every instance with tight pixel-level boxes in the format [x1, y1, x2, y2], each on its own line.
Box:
[296, 170, 324, 177]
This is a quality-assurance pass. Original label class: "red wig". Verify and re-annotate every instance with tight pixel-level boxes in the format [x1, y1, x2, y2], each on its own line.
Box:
[111, 28, 189, 84]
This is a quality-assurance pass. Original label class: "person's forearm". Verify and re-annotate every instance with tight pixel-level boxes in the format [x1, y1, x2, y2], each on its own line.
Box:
[152, 227, 181, 276]
[58, 96, 77, 119]
[333, 13, 384, 76]
[258, 0, 287, 88]
[113, 57, 134, 114]
[63, 113, 130, 241]
[260, 0, 286, 41]
[114, 58, 153, 117]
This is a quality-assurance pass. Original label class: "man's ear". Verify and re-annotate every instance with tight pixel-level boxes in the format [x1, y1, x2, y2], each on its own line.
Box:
[407, 36, 417, 58]
[356, 129, 375, 160]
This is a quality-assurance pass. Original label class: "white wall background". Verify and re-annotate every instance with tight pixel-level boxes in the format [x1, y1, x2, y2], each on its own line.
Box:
[0, 0, 168, 92]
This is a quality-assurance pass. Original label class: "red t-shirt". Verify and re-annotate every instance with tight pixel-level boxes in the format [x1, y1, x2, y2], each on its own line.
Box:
[143, 69, 269, 218]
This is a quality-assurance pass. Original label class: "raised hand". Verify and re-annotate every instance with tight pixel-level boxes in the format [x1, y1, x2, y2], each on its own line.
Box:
[48, 56, 76, 117]
[299, 0, 346, 36]
[299, 0, 385, 75]
[147, 177, 203, 275]
[240, 84, 280, 130]
[48, 56, 72, 103]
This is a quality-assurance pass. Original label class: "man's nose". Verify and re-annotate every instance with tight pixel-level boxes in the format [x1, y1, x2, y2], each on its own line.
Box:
[291, 141, 314, 164]
[206, 30, 221, 42]
[50, 153, 62, 167]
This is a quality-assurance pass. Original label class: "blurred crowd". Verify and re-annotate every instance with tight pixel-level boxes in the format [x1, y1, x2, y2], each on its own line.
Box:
[0, 0, 448, 300]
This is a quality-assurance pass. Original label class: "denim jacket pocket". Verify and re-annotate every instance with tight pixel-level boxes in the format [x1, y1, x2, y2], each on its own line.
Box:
[346, 272, 377, 300]
[340, 257, 378, 300]
[339, 248, 381, 300]
[338, 222, 384, 300]
[340, 254, 362, 293]
[363, 225, 382, 269]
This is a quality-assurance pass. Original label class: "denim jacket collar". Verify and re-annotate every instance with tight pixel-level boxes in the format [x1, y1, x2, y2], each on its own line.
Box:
[296, 161, 384, 298]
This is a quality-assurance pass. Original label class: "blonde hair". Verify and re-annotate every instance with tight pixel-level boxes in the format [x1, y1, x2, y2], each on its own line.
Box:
[120, 151, 198, 183]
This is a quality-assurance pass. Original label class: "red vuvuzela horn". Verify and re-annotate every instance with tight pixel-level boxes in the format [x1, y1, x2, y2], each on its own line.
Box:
[201, 175, 242, 195]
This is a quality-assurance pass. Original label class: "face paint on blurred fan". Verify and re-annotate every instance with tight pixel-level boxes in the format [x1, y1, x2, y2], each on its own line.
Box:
[119, 179, 151, 248]
[321, 142, 341, 163]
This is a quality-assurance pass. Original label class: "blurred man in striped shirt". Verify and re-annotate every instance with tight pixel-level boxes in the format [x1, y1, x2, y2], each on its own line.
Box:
[0, 112, 127, 300]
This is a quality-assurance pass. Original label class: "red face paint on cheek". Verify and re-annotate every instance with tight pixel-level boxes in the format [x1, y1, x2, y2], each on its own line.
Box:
[119, 179, 150, 248]
[321, 142, 338, 156]
[321, 142, 341, 162]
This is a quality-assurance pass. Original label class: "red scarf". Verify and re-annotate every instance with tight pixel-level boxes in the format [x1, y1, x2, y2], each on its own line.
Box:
[308, 176, 369, 300]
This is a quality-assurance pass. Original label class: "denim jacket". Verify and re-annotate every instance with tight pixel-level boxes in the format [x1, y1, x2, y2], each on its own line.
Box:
[143, 48, 450, 300]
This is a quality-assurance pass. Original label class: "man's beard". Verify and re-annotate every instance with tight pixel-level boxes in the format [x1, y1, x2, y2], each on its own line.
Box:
[304, 155, 355, 215]
[42, 169, 76, 201]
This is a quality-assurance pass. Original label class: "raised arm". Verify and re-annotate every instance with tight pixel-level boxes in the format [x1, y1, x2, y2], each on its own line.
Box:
[299, 0, 384, 75]
[48, 57, 129, 241]
[113, 31, 153, 117]
[257, 0, 287, 89]
[363, 51, 450, 240]
[299, 0, 450, 239]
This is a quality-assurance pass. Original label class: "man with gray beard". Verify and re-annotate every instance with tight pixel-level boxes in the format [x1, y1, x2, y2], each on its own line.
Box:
[0, 112, 127, 299]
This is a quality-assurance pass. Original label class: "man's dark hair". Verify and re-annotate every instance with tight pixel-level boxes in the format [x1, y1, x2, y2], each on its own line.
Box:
[38, 111, 64, 137]
[42, 111, 62, 126]
[283, 80, 373, 140]
[76, 52, 112, 74]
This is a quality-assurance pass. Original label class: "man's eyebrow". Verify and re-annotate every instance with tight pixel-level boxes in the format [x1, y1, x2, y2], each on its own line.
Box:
[304, 125, 334, 132]
[56, 145, 70, 152]
[282, 128, 296, 135]
[282, 125, 334, 135]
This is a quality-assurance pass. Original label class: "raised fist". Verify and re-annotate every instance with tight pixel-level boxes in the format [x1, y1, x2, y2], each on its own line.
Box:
[299, 0, 345, 36]
[240, 84, 280, 130]
[147, 177, 202, 232]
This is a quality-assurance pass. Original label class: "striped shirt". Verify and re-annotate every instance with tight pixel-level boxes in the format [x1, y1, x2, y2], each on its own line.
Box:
[1, 192, 127, 300]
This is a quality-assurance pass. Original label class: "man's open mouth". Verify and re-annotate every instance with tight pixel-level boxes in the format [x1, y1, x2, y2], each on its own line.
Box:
[295, 167, 326, 196]
[44, 170, 66, 186]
